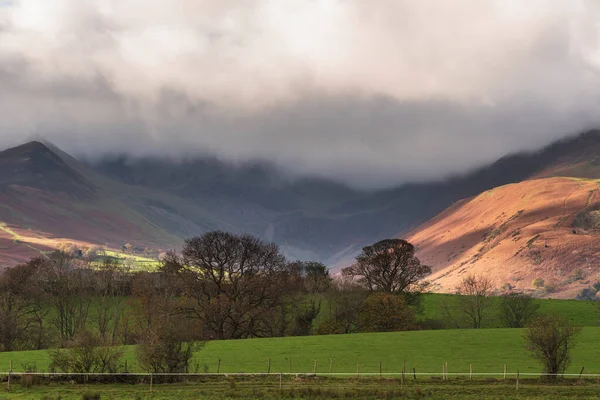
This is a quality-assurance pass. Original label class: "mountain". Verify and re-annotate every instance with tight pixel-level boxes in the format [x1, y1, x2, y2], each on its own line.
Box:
[407, 177, 600, 298]
[1, 130, 600, 274]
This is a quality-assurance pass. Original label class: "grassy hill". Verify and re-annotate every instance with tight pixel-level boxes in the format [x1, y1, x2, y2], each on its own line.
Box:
[1, 327, 600, 375]
[420, 293, 599, 328]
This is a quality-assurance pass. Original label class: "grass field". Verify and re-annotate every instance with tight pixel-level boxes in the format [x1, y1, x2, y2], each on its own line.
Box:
[2, 328, 600, 376]
[420, 293, 599, 327]
[95, 250, 160, 270]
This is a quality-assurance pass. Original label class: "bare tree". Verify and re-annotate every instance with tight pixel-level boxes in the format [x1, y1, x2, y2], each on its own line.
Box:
[342, 239, 430, 293]
[499, 293, 539, 328]
[172, 231, 288, 339]
[36, 252, 94, 345]
[456, 274, 493, 329]
[94, 259, 128, 345]
[523, 314, 581, 380]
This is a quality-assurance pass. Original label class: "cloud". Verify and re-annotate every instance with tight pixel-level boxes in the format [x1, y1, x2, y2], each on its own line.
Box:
[1, 0, 600, 188]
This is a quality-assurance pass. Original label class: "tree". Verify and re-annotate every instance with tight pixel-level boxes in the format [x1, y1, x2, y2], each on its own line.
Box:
[342, 239, 431, 293]
[173, 231, 288, 339]
[523, 314, 581, 380]
[358, 292, 415, 332]
[35, 252, 94, 345]
[322, 276, 369, 334]
[456, 274, 493, 329]
[499, 293, 539, 328]
[0, 262, 47, 351]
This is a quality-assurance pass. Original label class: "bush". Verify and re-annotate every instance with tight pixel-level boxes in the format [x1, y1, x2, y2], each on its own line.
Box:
[577, 287, 597, 301]
[523, 314, 581, 381]
[532, 278, 545, 289]
[315, 318, 346, 335]
[358, 292, 416, 332]
[49, 331, 123, 374]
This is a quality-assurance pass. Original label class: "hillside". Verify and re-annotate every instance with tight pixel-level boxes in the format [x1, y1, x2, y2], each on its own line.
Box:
[408, 177, 600, 297]
[2, 130, 600, 269]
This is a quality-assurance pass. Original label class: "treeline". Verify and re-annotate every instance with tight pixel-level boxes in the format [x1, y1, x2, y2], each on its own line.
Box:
[0, 232, 555, 374]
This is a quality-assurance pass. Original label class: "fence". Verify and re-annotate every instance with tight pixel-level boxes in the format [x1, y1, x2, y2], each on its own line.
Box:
[1, 369, 599, 393]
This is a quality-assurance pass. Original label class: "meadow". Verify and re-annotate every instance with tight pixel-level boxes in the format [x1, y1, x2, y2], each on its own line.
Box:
[2, 327, 600, 376]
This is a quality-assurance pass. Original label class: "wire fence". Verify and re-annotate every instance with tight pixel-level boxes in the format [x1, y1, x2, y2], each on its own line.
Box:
[1, 369, 599, 389]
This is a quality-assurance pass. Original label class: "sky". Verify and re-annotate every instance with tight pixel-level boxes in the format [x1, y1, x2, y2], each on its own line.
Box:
[1, 0, 600, 188]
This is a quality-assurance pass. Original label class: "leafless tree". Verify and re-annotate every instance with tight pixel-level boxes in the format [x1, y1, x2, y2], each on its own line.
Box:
[499, 293, 539, 328]
[456, 274, 494, 329]
[523, 314, 581, 380]
[36, 252, 94, 345]
[172, 231, 288, 339]
[342, 239, 431, 293]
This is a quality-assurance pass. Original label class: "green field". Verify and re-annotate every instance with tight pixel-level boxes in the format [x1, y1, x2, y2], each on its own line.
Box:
[2, 327, 600, 376]
[95, 250, 160, 270]
[420, 293, 599, 328]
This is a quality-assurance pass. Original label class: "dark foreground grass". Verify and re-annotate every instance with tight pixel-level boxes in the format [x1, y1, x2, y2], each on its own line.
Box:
[1, 377, 600, 399]
[2, 328, 600, 376]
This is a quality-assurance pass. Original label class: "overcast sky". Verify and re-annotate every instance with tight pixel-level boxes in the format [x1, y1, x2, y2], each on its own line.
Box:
[1, 0, 600, 188]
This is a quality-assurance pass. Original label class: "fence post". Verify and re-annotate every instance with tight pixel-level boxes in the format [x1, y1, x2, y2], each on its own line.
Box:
[469, 363, 472, 380]
[267, 358, 271, 374]
[150, 373, 153, 392]
[504, 364, 506, 380]
[401, 370, 404, 387]
[578, 367, 585, 382]
[289, 356, 292, 373]
[445, 362, 448, 380]
[217, 359, 221, 374]
[442, 365, 445, 381]
[313, 360, 317, 374]
[279, 372, 283, 390]
[7, 360, 12, 393]
[413, 368, 416, 380]
[379, 361, 382, 378]
[403, 359, 406, 375]
[516, 371, 519, 391]
[329, 359, 333, 377]
[356, 363, 359, 379]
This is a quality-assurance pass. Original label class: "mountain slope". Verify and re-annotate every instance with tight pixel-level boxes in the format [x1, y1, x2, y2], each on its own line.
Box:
[407, 177, 600, 298]
[2, 129, 600, 270]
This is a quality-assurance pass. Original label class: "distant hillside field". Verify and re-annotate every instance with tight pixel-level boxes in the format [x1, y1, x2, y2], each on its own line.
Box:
[2, 327, 600, 375]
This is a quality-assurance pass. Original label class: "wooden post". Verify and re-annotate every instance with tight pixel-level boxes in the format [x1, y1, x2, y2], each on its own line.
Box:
[469, 364, 472, 380]
[150, 373, 153, 392]
[504, 364, 507, 380]
[279, 372, 283, 390]
[217, 359, 221, 373]
[442, 365, 445, 381]
[403, 359, 406, 374]
[329, 359, 333, 377]
[7, 360, 12, 393]
[379, 361, 382, 378]
[356, 363, 359, 379]
[401, 370, 404, 387]
[413, 368, 416, 380]
[516, 371, 519, 391]
[313, 360, 317, 374]
[289, 356, 292, 373]
[268, 358, 271, 374]
[445, 362, 448, 380]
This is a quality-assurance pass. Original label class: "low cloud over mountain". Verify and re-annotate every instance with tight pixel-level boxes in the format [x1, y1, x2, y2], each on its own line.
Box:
[1, 1, 600, 187]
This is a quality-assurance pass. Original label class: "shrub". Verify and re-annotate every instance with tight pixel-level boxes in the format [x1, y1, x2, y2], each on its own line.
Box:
[49, 330, 123, 374]
[532, 277, 545, 289]
[358, 292, 416, 332]
[523, 314, 581, 381]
